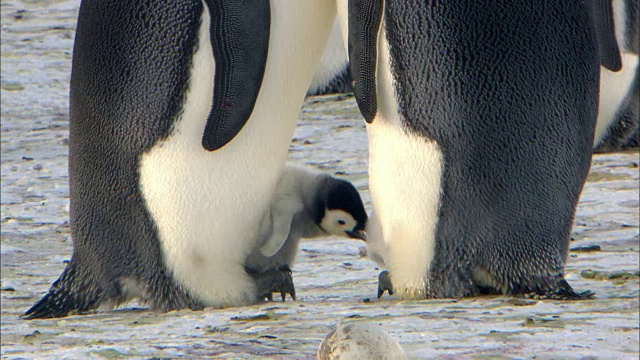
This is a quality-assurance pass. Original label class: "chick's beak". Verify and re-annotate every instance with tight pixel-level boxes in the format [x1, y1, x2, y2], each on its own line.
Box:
[346, 229, 367, 241]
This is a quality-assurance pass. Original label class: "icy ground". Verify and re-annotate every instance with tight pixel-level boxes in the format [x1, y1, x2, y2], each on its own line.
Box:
[1, 1, 639, 358]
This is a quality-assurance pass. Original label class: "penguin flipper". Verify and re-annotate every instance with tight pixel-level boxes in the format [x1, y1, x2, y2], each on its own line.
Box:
[591, 0, 622, 71]
[202, 0, 271, 151]
[348, 0, 384, 123]
[259, 196, 303, 258]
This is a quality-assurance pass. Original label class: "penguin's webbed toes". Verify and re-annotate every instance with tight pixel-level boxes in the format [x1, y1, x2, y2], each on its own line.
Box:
[250, 265, 296, 303]
[377, 270, 394, 299]
[274, 264, 296, 302]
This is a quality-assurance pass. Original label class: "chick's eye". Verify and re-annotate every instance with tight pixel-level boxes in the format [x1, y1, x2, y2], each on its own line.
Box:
[337, 220, 346, 225]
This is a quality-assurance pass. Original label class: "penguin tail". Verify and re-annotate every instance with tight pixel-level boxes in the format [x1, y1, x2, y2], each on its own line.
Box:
[516, 277, 596, 301]
[23, 262, 102, 319]
[23, 291, 68, 319]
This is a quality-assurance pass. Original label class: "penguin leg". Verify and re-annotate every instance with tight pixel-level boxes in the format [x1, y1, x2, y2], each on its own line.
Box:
[246, 265, 296, 302]
[377, 270, 394, 299]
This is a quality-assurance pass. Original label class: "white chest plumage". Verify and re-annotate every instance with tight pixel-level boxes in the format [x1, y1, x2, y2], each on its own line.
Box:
[593, 0, 638, 146]
[595, 53, 638, 145]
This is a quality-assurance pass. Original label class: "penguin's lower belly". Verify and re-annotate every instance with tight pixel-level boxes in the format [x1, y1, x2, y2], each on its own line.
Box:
[367, 119, 444, 299]
[594, 53, 639, 148]
[139, 142, 281, 307]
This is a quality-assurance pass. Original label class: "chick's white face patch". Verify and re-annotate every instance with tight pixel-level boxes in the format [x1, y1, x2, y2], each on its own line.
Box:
[320, 209, 358, 237]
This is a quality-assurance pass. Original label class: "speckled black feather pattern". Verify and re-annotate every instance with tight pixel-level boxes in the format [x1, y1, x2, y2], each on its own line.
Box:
[24, 0, 208, 319]
[384, 1, 602, 297]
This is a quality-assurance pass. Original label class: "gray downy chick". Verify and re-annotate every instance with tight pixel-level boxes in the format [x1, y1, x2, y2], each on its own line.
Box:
[245, 165, 367, 301]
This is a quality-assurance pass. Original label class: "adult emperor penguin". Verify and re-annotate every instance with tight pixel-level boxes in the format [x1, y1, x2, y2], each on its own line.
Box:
[25, 0, 336, 319]
[594, 0, 639, 152]
[342, 0, 622, 299]
[245, 165, 367, 300]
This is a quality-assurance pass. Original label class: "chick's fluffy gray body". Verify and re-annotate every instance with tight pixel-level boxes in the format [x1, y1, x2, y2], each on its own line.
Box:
[246, 165, 364, 272]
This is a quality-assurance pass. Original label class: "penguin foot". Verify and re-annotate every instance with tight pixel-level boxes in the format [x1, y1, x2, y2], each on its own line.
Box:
[523, 278, 595, 300]
[377, 270, 394, 299]
[249, 265, 296, 302]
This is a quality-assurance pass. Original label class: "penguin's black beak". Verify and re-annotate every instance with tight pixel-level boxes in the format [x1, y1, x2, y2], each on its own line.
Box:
[346, 229, 367, 241]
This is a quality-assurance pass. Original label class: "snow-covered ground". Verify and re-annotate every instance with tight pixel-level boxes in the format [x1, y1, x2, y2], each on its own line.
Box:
[2, 1, 638, 358]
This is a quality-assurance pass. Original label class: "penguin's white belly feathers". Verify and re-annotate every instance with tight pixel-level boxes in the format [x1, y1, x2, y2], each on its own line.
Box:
[366, 22, 444, 299]
[594, 0, 638, 147]
[594, 53, 639, 146]
[308, 18, 348, 94]
[139, 0, 335, 307]
[364, 210, 388, 268]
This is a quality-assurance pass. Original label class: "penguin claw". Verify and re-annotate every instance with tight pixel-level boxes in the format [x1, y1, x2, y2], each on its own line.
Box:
[377, 270, 394, 299]
[248, 265, 296, 303]
[276, 265, 296, 302]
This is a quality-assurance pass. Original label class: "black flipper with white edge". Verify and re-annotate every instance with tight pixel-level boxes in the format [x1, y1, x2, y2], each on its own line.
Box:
[202, 0, 271, 151]
[348, 0, 384, 123]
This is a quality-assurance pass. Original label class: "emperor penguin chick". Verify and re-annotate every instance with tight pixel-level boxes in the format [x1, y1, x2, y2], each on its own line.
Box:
[245, 165, 367, 301]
